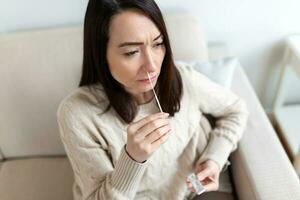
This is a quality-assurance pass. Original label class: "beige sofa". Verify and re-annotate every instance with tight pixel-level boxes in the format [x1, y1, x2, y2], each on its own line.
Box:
[0, 12, 300, 200]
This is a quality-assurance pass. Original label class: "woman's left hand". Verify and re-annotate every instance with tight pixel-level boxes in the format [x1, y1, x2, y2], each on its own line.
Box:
[186, 159, 221, 193]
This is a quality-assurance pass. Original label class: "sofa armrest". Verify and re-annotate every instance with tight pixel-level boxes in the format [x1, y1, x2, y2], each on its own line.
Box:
[294, 151, 300, 177]
[230, 66, 300, 200]
[207, 41, 232, 61]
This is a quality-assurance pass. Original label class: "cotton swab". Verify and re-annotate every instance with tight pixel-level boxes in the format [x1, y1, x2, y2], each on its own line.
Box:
[147, 72, 163, 113]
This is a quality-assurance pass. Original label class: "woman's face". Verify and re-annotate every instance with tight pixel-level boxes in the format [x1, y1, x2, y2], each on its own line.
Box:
[106, 9, 166, 97]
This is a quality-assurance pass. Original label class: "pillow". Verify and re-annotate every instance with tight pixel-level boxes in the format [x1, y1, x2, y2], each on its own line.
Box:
[175, 57, 239, 89]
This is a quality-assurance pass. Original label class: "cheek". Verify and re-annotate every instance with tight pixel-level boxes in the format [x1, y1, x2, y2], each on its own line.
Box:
[108, 56, 140, 86]
[155, 48, 166, 68]
[107, 48, 137, 85]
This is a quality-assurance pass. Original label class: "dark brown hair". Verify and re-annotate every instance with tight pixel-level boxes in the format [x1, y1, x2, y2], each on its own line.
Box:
[79, 0, 183, 124]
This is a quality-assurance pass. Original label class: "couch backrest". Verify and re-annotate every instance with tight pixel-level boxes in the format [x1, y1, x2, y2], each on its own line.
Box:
[163, 12, 208, 61]
[0, 26, 83, 158]
[0, 12, 208, 159]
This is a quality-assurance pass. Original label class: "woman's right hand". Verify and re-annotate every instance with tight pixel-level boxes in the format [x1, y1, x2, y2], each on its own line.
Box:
[125, 112, 171, 163]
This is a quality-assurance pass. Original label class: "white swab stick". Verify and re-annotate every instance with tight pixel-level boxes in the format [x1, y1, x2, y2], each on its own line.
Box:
[147, 72, 163, 113]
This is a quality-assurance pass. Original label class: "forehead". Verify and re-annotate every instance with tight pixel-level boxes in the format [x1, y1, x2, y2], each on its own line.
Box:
[108, 9, 161, 43]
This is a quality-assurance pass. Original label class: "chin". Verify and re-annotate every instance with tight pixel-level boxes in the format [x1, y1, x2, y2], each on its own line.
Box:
[139, 85, 153, 93]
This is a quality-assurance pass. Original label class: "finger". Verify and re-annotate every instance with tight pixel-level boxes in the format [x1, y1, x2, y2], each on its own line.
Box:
[145, 123, 171, 143]
[203, 181, 219, 192]
[188, 186, 196, 193]
[129, 112, 168, 132]
[136, 118, 170, 139]
[208, 176, 217, 183]
[189, 187, 196, 193]
[201, 177, 213, 185]
[195, 163, 205, 172]
[196, 168, 212, 181]
[151, 129, 171, 148]
[186, 182, 192, 188]
[185, 181, 195, 192]
[187, 183, 196, 193]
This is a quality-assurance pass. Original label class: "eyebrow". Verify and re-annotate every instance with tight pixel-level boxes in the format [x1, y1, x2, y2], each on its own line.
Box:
[118, 33, 162, 48]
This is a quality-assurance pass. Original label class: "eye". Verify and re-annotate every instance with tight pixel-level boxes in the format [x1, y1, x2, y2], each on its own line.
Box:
[154, 42, 164, 48]
[124, 50, 138, 57]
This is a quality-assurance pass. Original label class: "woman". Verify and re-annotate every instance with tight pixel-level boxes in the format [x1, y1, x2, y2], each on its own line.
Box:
[56, 0, 249, 199]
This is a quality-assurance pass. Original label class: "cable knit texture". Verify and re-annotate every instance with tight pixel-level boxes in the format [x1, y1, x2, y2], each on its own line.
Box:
[56, 62, 249, 200]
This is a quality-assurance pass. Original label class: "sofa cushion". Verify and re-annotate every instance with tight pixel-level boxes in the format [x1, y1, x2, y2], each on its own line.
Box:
[175, 57, 239, 89]
[0, 158, 235, 200]
[191, 57, 238, 89]
[0, 157, 73, 200]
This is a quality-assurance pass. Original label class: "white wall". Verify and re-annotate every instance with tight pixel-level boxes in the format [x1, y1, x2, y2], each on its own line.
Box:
[0, 0, 87, 32]
[1, 0, 300, 111]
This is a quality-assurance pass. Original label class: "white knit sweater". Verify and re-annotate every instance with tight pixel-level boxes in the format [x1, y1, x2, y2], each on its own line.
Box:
[56, 62, 249, 200]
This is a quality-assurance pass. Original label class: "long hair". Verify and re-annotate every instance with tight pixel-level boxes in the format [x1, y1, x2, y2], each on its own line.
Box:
[79, 0, 183, 123]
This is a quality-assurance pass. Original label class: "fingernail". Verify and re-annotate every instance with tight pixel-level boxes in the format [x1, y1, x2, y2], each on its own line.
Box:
[164, 113, 169, 116]
[197, 174, 203, 181]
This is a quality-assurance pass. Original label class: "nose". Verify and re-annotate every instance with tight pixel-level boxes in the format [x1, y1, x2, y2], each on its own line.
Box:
[143, 49, 156, 73]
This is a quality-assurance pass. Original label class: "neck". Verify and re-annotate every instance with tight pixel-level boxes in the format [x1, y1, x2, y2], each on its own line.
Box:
[134, 91, 154, 105]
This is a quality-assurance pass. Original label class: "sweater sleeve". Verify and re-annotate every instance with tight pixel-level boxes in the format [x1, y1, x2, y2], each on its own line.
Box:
[178, 64, 249, 172]
[56, 102, 147, 200]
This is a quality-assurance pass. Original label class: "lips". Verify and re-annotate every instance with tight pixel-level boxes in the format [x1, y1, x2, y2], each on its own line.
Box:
[138, 75, 156, 81]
